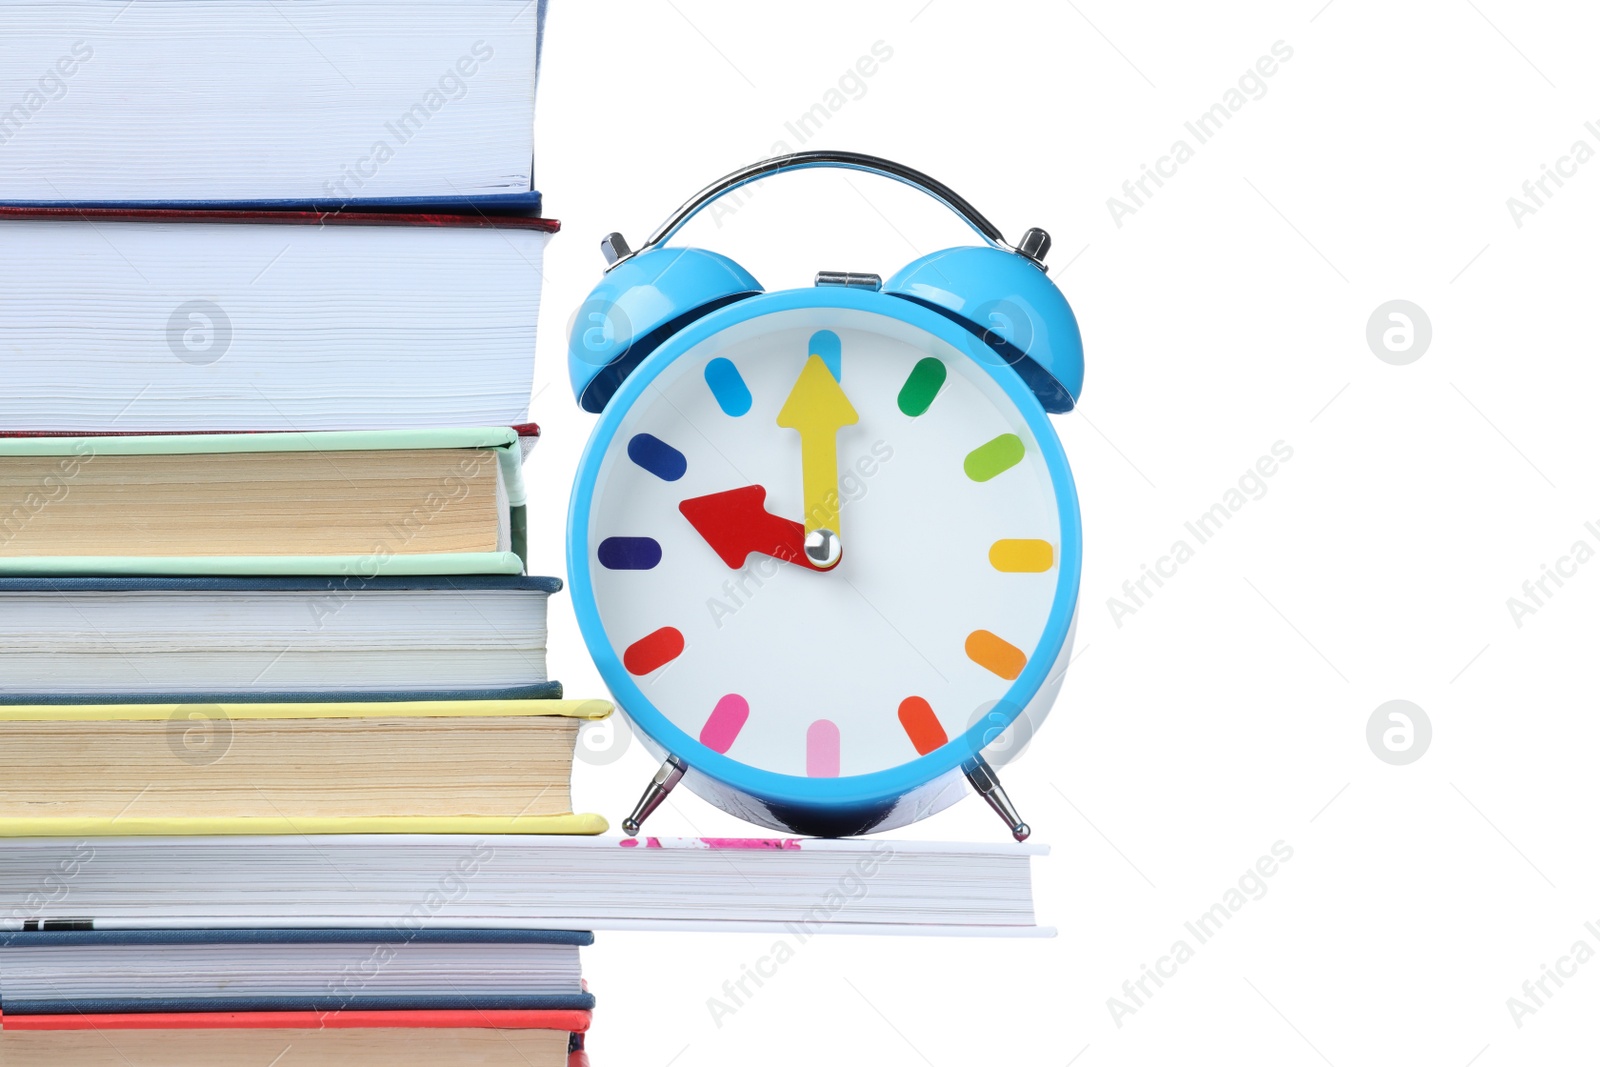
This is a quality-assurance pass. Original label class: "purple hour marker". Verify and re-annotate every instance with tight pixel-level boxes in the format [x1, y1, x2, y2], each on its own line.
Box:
[700, 693, 750, 754]
[597, 536, 662, 570]
[627, 433, 687, 481]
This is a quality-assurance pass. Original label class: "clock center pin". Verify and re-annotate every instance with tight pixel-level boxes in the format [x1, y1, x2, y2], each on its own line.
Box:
[804, 528, 841, 570]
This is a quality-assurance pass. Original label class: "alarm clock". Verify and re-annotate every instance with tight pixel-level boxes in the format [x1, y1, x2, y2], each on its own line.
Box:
[566, 152, 1083, 840]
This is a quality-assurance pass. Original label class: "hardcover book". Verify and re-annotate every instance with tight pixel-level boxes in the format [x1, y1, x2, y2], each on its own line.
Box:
[0, 428, 534, 576]
[0, 1, 550, 207]
[0, 699, 609, 836]
[0, 576, 559, 696]
[0, 210, 556, 433]
[0, 929, 595, 1014]
[0, 1011, 590, 1067]
[0, 837, 1047, 935]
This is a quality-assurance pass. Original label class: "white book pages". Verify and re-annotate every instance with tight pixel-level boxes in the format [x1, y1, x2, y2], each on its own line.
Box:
[0, 941, 583, 1001]
[0, 219, 550, 431]
[0, 836, 1044, 934]
[0, 1, 542, 201]
[0, 587, 549, 692]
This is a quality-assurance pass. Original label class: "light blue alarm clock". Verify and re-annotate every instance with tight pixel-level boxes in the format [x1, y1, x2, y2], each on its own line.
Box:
[567, 152, 1083, 840]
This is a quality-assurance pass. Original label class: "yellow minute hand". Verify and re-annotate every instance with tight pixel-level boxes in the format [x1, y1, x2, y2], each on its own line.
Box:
[775, 354, 858, 542]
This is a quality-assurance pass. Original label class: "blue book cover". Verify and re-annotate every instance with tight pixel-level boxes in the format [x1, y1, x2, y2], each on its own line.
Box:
[0, 929, 594, 948]
[0, 926, 598, 1014]
[2, 994, 597, 1014]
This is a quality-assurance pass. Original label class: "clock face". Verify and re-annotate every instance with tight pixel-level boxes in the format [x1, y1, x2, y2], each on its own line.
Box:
[574, 296, 1078, 789]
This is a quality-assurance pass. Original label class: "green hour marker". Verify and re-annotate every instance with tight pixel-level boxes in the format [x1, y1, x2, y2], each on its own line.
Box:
[964, 433, 1025, 482]
[897, 357, 947, 417]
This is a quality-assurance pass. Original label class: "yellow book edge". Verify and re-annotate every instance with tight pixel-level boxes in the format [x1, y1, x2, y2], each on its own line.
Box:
[0, 699, 613, 722]
[0, 814, 610, 837]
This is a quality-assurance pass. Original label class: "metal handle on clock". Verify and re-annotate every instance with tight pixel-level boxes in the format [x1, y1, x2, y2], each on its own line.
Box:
[602, 150, 1052, 272]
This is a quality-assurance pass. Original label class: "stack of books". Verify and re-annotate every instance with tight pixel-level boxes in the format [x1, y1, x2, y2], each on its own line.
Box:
[0, 6, 1059, 1063]
[0, 930, 595, 1065]
[0, 4, 604, 1063]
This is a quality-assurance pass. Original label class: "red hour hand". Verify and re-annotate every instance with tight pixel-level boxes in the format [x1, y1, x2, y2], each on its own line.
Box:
[679, 486, 812, 569]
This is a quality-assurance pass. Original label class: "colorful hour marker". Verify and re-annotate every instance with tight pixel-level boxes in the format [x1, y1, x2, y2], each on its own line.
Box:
[964, 433, 1025, 482]
[809, 330, 841, 381]
[989, 539, 1054, 573]
[806, 719, 841, 777]
[622, 626, 684, 675]
[597, 536, 662, 570]
[897, 357, 946, 417]
[703, 357, 752, 417]
[627, 433, 687, 481]
[700, 693, 750, 754]
[897, 696, 948, 756]
[966, 629, 1026, 680]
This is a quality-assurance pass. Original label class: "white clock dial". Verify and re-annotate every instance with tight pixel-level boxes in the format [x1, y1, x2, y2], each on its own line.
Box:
[584, 306, 1067, 779]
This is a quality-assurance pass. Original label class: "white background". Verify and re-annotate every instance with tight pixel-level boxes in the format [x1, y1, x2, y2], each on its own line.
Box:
[530, 3, 1600, 1064]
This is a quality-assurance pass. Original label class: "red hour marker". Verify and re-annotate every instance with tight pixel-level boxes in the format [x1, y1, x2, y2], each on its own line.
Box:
[897, 697, 948, 755]
[623, 626, 685, 675]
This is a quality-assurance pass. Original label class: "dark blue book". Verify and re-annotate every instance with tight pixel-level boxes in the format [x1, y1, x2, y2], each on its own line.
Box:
[0, 928, 594, 1015]
[0, 576, 560, 698]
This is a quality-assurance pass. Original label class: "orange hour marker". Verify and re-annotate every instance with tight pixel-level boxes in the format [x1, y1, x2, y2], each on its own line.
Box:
[897, 697, 948, 755]
[966, 630, 1026, 680]
[989, 539, 1054, 572]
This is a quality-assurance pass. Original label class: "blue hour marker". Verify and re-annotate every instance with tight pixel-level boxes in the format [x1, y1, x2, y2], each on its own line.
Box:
[704, 357, 752, 416]
[627, 433, 686, 481]
[598, 536, 662, 570]
[810, 330, 841, 381]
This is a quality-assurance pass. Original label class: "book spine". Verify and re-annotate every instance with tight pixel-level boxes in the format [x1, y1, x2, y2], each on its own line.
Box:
[512, 503, 529, 568]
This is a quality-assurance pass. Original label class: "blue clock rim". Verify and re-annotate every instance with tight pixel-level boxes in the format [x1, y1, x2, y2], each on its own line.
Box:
[566, 286, 1083, 809]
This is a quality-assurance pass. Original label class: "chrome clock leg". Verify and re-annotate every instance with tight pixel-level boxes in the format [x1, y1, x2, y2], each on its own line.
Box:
[622, 754, 688, 836]
[964, 756, 1031, 842]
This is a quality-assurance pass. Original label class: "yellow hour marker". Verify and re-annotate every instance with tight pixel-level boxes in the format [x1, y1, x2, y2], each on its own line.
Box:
[989, 539, 1054, 573]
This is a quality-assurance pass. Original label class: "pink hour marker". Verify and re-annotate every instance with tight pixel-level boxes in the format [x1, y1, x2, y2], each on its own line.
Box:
[700, 694, 750, 754]
[806, 719, 841, 778]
